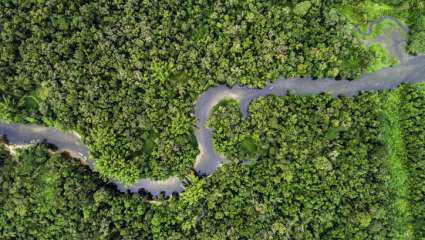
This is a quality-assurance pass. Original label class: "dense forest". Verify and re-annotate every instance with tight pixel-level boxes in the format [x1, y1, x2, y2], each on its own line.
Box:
[408, 0, 425, 54]
[207, 83, 425, 239]
[0, 83, 423, 239]
[2, 0, 416, 183]
[399, 84, 425, 238]
[0, 1, 424, 237]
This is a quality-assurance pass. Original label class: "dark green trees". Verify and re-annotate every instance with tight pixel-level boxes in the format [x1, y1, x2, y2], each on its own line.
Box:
[0, 0, 374, 182]
[408, 0, 425, 54]
[0, 83, 424, 238]
[207, 84, 425, 238]
[399, 84, 425, 238]
[0, 143, 153, 239]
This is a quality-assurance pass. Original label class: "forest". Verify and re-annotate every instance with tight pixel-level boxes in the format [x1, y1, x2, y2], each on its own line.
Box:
[0, 0, 424, 238]
[0, 0, 412, 183]
[0, 83, 423, 239]
[207, 83, 425, 239]
[399, 84, 425, 236]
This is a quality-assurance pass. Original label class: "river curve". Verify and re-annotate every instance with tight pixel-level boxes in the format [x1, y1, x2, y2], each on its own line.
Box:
[1, 16, 425, 196]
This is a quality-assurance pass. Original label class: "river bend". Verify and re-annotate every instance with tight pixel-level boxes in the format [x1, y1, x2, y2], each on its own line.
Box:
[1, 17, 424, 196]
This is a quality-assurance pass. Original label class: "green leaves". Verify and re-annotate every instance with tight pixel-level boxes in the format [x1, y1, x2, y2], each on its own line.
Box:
[206, 90, 396, 238]
[294, 1, 312, 16]
[0, 83, 424, 239]
[0, 0, 377, 180]
[399, 84, 425, 238]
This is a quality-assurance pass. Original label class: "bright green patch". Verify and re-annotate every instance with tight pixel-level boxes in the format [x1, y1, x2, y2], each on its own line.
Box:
[0, 82, 49, 124]
[355, 17, 406, 72]
[32, 81, 49, 102]
[367, 43, 399, 72]
[379, 90, 413, 239]
[338, 0, 408, 31]
[368, 18, 405, 38]
[293, 1, 312, 16]
[399, 83, 425, 237]
[418, 82, 425, 91]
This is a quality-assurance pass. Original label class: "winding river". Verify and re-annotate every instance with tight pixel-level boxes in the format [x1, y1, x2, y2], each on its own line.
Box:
[1, 17, 425, 196]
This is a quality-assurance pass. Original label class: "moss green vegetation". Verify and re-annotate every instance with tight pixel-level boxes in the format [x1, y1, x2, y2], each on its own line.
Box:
[0, 0, 376, 183]
[0, 144, 154, 239]
[408, 31, 425, 54]
[368, 43, 399, 72]
[207, 99, 252, 162]
[349, 16, 403, 72]
[339, 3, 409, 72]
[1, 0, 423, 183]
[338, 0, 425, 55]
[338, 0, 409, 31]
[379, 89, 413, 239]
[0, 1, 424, 237]
[367, 18, 404, 39]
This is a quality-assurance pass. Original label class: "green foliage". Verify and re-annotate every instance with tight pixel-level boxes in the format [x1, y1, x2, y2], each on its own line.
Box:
[407, 31, 425, 54]
[0, 143, 8, 168]
[367, 43, 399, 72]
[207, 92, 393, 238]
[207, 99, 246, 162]
[0, 84, 424, 238]
[0, 143, 152, 239]
[293, 1, 312, 16]
[399, 84, 425, 238]
[408, 1, 425, 54]
[1, 1, 424, 238]
[239, 135, 258, 159]
[207, 84, 425, 238]
[379, 89, 413, 239]
[337, 0, 425, 55]
[337, 0, 408, 30]
[0, 0, 374, 182]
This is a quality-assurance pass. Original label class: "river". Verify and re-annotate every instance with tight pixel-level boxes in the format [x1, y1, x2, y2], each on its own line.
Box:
[1, 17, 424, 196]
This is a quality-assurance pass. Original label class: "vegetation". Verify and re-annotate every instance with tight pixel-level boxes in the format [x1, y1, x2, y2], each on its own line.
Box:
[337, 0, 425, 55]
[408, 0, 425, 54]
[399, 83, 425, 238]
[337, 0, 409, 31]
[0, 0, 377, 182]
[367, 43, 399, 72]
[0, 1, 424, 238]
[209, 92, 394, 238]
[208, 84, 425, 238]
[379, 89, 412, 239]
[207, 99, 255, 162]
[0, 83, 424, 238]
[1, 0, 423, 183]
[0, 143, 153, 239]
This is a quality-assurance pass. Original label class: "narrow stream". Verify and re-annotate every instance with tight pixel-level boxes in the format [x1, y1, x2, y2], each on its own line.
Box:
[1, 17, 424, 196]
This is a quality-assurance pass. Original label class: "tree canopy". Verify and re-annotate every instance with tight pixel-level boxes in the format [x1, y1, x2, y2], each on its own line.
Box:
[0, 0, 376, 182]
[1, 83, 424, 239]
